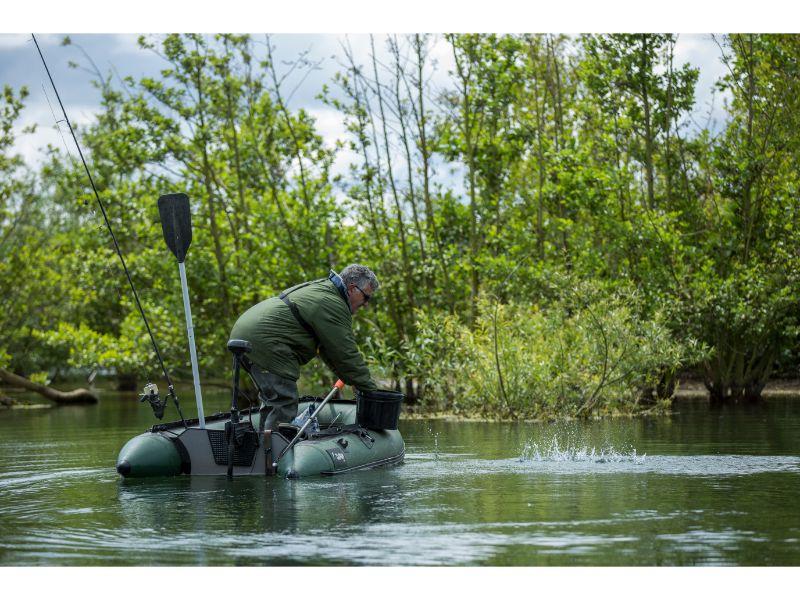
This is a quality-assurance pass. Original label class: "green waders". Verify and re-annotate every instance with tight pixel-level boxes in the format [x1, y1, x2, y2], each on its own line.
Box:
[251, 369, 299, 432]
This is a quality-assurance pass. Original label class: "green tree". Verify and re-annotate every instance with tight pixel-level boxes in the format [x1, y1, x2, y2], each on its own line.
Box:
[680, 34, 800, 402]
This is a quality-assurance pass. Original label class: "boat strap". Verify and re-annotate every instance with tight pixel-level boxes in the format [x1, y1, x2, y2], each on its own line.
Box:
[279, 279, 325, 348]
[263, 430, 276, 476]
[358, 429, 375, 449]
[161, 431, 192, 474]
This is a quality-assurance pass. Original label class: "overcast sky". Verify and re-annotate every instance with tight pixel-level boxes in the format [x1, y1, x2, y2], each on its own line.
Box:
[1, 32, 732, 184]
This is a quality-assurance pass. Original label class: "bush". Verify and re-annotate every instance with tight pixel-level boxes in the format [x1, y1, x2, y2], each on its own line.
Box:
[405, 282, 706, 419]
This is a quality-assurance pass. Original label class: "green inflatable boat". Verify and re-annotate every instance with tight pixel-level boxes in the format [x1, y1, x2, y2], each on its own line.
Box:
[117, 397, 405, 479]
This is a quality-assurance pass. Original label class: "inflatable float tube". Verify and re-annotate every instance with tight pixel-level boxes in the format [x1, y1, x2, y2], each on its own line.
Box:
[116, 398, 404, 479]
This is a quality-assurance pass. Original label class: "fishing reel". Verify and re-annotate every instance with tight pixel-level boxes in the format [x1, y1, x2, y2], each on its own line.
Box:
[139, 382, 167, 420]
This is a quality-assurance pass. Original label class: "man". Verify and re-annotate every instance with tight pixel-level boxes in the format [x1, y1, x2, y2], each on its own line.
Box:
[229, 264, 379, 431]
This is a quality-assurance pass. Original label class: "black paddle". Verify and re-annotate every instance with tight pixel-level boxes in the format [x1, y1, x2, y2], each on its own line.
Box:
[158, 193, 192, 263]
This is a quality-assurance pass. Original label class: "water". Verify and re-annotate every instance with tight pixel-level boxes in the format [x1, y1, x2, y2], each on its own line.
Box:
[1, 388, 799, 566]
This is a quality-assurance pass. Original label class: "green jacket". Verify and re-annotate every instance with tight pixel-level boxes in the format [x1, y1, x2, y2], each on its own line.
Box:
[230, 275, 377, 391]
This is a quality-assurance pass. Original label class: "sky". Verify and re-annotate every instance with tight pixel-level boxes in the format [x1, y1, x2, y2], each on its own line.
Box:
[1, 32, 732, 179]
[2, 0, 795, 191]
[0, 33, 459, 178]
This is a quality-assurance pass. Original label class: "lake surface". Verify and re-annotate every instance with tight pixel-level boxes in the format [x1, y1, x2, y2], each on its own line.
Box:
[1, 387, 799, 566]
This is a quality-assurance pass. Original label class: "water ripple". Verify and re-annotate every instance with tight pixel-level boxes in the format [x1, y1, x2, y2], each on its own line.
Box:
[0, 467, 105, 490]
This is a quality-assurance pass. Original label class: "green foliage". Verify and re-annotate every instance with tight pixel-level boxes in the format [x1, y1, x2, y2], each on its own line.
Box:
[406, 283, 706, 418]
[669, 35, 800, 400]
[3, 33, 799, 414]
[27, 372, 51, 386]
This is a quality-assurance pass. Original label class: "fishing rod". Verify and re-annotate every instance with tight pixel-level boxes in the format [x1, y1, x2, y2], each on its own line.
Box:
[31, 34, 186, 425]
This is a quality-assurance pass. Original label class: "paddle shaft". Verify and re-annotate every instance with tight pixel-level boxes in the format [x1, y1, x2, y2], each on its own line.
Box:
[178, 261, 205, 429]
[273, 380, 345, 467]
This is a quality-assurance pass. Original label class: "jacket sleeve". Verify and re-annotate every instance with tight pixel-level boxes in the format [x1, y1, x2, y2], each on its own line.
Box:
[311, 300, 377, 391]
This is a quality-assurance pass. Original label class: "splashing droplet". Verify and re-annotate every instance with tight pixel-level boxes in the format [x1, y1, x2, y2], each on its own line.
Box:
[518, 436, 645, 464]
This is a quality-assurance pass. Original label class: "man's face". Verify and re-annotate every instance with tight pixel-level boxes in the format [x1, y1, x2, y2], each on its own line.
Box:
[347, 283, 373, 315]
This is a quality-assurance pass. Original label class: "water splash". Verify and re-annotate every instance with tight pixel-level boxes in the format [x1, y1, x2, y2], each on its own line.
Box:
[518, 437, 645, 464]
[428, 426, 440, 461]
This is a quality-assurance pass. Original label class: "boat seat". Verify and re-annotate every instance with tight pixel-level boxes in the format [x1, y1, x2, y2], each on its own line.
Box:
[227, 339, 252, 355]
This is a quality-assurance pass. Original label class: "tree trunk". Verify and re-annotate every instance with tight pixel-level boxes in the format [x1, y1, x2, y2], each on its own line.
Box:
[410, 34, 451, 291]
[638, 36, 656, 210]
[370, 35, 416, 318]
[193, 42, 232, 320]
[451, 39, 481, 325]
[1, 393, 20, 408]
[705, 376, 766, 404]
[0, 368, 98, 405]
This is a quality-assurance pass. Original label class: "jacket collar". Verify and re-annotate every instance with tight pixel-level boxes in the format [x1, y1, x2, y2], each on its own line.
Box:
[328, 270, 350, 305]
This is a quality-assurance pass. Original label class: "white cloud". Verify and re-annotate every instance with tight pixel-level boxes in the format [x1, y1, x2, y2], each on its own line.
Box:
[10, 102, 101, 167]
[0, 34, 30, 49]
[673, 33, 731, 133]
[427, 35, 456, 77]
[305, 106, 348, 146]
[108, 34, 146, 56]
[7, 32, 738, 177]
[1, 33, 64, 49]
[303, 105, 361, 182]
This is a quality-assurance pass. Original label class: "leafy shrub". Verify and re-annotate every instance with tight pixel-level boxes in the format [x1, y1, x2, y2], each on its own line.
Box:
[405, 282, 707, 418]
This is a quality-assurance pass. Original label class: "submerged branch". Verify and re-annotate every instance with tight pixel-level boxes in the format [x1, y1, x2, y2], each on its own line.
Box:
[0, 368, 98, 405]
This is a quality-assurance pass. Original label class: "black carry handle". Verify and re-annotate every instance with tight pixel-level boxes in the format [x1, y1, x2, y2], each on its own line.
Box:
[157, 193, 192, 263]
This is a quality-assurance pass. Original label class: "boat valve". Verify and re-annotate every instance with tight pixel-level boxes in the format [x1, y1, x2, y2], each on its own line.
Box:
[139, 382, 166, 420]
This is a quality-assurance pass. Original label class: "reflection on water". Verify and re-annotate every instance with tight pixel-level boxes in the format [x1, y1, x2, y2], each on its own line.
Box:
[1, 389, 799, 565]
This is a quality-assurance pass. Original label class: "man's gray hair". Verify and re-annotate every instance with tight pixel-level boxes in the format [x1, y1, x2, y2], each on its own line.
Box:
[340, 264, 379, 292]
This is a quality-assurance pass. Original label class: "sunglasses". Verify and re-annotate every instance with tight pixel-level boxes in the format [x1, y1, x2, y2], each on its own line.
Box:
[353, 284, 371, 304]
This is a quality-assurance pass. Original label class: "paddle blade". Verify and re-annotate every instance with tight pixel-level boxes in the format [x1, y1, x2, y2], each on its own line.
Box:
[157, 193, 192, 262]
